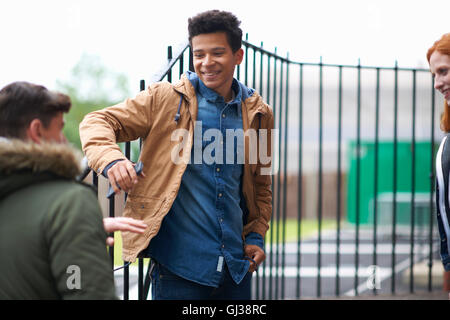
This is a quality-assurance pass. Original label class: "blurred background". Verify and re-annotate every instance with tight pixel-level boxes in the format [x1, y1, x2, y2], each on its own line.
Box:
[1, 0, 449, 148]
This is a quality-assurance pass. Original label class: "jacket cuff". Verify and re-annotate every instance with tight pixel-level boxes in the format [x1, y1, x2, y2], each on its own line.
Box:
[93, 150, 127, 176]
[245, 232, 264, 251]
[102, 159, 125, 178]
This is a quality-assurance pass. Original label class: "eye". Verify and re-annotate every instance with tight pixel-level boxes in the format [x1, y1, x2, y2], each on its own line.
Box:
[193, 52, 205, 59]
[438, 68, 448, 76]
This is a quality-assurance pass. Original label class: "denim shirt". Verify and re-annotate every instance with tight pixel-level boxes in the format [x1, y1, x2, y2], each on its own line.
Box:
[145, 74, 263, 287]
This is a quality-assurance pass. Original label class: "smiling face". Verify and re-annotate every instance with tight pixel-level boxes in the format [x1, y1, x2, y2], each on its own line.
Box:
[430, 50, 450, 104]
[191, 32, 243, 101]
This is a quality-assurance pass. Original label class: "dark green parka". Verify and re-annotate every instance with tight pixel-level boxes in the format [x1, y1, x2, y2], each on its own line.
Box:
[0, 139, 117, 299]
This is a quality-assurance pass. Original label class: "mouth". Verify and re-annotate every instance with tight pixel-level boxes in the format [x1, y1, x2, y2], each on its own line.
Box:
[443, 89, 450, 100]
[201, 70, 220, 79]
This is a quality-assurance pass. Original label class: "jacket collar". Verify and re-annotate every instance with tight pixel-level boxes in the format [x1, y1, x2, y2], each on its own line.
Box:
[0, 139, 83, 179]
[173, 71, 270, 122]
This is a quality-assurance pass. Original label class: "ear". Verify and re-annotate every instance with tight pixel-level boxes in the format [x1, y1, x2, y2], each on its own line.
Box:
[26, 119, 44, 143]
[235, 48, 244, 66]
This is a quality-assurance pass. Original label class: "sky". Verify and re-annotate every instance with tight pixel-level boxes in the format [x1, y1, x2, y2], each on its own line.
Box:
[1, 0, 449, 93]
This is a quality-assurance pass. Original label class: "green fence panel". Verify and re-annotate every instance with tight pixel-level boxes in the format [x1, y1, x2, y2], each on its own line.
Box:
[347, 140, 433, 225]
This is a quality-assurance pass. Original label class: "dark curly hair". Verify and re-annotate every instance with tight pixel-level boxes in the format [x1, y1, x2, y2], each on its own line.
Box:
[188, 10, 242, 53]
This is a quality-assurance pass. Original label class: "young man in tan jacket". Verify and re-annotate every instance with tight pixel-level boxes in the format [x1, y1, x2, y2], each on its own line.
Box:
[80, 10, 273, 300]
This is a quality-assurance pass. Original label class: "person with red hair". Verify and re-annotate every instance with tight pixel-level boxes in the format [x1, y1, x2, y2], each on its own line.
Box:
[428, 33, 450, 131]
[428, 33, 450, 298]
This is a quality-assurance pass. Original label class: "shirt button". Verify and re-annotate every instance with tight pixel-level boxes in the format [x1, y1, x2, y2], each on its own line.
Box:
[218, 193, 223, 197]
[216, 167, 221, 172]
[222, 114, 226, 118]
[222, 244, 225, 248]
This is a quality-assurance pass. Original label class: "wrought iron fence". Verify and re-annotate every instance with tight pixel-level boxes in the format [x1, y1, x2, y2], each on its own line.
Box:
[84, 36, 444, 299]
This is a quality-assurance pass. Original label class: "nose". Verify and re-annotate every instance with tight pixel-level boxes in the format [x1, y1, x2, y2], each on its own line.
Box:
[202, 54, 214, 67]
[435, 76, 444, 91]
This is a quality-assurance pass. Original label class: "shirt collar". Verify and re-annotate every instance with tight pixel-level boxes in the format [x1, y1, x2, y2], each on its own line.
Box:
[197, 78, 242, 117]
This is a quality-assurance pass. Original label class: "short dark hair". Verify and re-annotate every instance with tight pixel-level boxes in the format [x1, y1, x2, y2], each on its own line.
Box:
[188, 10, 242, 52]
[0, 81, 71, 139]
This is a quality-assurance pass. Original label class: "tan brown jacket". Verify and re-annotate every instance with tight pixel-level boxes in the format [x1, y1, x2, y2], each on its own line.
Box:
[80, 72, 273, 262]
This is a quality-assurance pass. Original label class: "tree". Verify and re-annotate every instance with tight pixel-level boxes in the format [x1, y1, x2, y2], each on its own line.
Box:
[56, 54, 131, 150]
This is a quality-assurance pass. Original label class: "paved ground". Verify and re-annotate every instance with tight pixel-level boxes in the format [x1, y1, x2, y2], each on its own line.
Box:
[251, 226, 444, 299]
[313, 290, 449, 300]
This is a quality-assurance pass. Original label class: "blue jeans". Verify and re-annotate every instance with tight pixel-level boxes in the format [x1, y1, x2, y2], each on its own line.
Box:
[151, 261, 252, 300]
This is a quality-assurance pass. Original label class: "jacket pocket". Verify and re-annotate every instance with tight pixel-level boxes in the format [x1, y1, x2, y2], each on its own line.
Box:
[124, 196, 165, 221]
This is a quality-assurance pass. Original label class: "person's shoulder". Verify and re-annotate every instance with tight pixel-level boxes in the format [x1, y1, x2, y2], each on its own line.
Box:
[441, 133, 450, 153]
[42, 180, 103, 229]
[252, 92, 273, 118]
[145, 79, 185, 105]
[148, 80, 174, 91]
[57, 180, 98, 202]
[34, 179, 98, 212]
[439, 134, 450, 175]
[239, 82, 272, 113]
[148, 78, 183, 95]
[41, 177, 96, 193]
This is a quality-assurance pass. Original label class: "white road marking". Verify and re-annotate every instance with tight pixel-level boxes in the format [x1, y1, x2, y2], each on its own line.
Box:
[265, 242, 432, 255]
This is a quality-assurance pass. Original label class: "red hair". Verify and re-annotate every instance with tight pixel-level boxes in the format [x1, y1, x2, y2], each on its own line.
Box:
[427, 33, 450, 132]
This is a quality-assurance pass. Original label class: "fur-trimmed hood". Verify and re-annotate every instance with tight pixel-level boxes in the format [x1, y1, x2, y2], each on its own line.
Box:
[0, 139, 82, 178]
[0, 139, 84, 200]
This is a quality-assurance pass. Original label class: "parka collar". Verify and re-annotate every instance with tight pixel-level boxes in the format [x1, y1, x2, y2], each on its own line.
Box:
[0, 139, 82, 179]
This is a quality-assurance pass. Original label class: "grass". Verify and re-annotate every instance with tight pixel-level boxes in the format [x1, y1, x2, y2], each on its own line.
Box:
[265, 218, 337, 244]
[111, 219, 337, 267]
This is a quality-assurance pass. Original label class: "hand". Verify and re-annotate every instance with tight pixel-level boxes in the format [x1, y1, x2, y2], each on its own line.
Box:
[107, 159, 145, 195]
[244, 244, 266, 273]
[103, 217, 148, 246]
